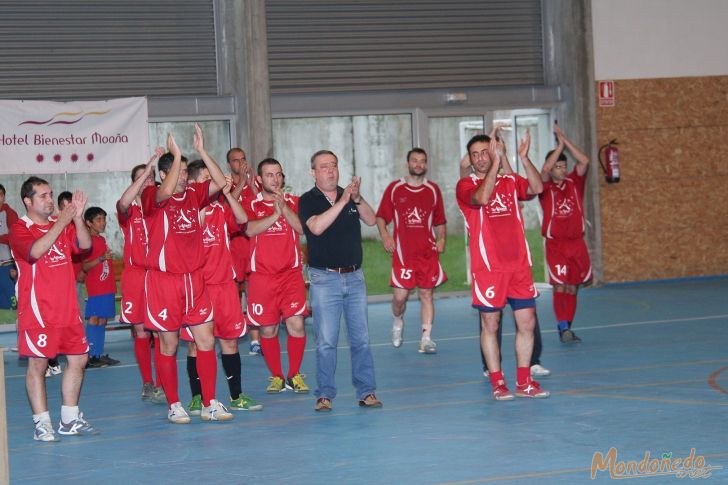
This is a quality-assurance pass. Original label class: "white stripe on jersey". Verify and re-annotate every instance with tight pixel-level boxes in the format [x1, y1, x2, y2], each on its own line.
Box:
[393, 211, 404, 265]
[24, 331, 46, 357]
[30, 265, 46, 328]
[144, 272, 167, 332]
[391, 268, 406, 289]
[473, 279, 495, 307]
[434, 262, 446, 287]
[159, 212, 168, 272]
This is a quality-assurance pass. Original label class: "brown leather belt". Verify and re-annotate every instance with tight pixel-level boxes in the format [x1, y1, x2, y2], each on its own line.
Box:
[318, 265, 360, 274]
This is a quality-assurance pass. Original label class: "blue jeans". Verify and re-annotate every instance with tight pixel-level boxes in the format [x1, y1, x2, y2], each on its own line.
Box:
[309, 267, 376, 400]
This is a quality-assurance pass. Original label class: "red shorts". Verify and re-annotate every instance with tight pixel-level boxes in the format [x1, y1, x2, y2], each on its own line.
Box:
[230, 235, 250, 283]
[545, 238, 592, 285]
[390, 253, 447, 290]
[208, 280, 248, 340]
[246, 269, 308, 326]
[120, 265, 146, 324]
[471, 266, 538, 310]
[144, 269, 213, 332]
[18, 323, 88, 358]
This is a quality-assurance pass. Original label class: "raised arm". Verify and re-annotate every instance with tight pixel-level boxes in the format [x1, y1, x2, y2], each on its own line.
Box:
[194, 123, 228, 197]
[470, 138, 501, 206]
[157, 133, 182, 204]
[518, 130, 543, 195]
[557, 124, 590, 176]
[245, 201, 281, 237]
[305, 188, 351, 236]
[349, 176, 376, 226]
[118, 148, 162, 214]
[221, 177, 248, 225]
[276, 193, 303, 235]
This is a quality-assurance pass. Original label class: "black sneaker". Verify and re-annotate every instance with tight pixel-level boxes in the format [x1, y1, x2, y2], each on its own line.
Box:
[86, 356, 108, 369]
[99, 354, 120, 366]
[560, 329, 582, 343]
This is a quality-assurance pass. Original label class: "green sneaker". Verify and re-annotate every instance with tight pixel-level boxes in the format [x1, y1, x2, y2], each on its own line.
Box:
[229, 393, 263, 411]
[266, 376, 285, 393]
[285, 373, 310, 393]
[188, 394, 203, 416]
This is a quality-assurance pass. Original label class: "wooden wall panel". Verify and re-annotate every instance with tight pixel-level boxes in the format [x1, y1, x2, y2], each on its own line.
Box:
[596, 76, 728, 282]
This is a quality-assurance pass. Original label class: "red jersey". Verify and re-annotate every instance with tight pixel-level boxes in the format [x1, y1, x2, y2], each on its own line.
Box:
[228, 179, 260, 280]
[117, 200, 148, 269]
[456, 173, 532, 273]
[201, 200, 240, 284]
[10, 216, 84, 328]
[539, 168, 586, 240]
[377, 178, 446, 262]
[84, 235, 117, 296]
[141, 181, 211, 274]
[244, 193, 302, 274]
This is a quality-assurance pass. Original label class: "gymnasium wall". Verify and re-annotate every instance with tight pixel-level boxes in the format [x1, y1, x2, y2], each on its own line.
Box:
[591, 0, 728, 281]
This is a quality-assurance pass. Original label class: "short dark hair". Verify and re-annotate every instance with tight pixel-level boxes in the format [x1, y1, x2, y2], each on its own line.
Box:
[227, 147, 245, 163]
[187, 160, 207, 182]
[310, 150, 338, 169]
[257, 158, 281, 176]
[0, 184, 5, 196]
[406, 148, 427, 161]
[546, 150, 568, 163]
[84, 206, 107, 222]
[131, 164, 154, 182]
[20, 176, 49, 207]
[57, 191, 73, 207]
[466, 134, 492, 154]
[158, 152, 188, 175]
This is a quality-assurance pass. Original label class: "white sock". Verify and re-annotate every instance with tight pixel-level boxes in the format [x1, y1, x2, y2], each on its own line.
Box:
[33, 411, 51, 425]
[421, 324, 432, 340]
[61, 405, 79, 424]
[393, 314, 404, 329]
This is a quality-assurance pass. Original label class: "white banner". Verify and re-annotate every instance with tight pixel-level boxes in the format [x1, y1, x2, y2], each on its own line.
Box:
[0, 97, 149, 174]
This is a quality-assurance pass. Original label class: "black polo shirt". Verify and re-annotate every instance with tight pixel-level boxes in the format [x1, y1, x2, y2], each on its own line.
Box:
[299, 185, 362, 268]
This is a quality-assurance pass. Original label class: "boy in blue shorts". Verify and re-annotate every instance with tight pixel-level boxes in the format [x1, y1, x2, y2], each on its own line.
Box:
[82, 207, 119, 368]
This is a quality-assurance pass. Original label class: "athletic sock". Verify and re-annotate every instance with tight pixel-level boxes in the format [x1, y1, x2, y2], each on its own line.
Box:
[421, 323, 432, 341]
[563, 293, 577, 323]
[260, 336, 283, 378]
[552, 291, 568, 323]
[557, 320, 570, 334]
[393, 313, 404, 329]
[60, 405, 79, 424]
[221, 352, 242, 399]
[488, 370, 505, 389]
[186, 356, 201, 397]
[286, 334, 306, 378]
[516, 366, 531, 386]
[196, 349, 217, 407]
[157, 353, 180, 405]
[134, 335, 153, 384]
[153, 334, 162, 387]
[86, 324, 102, 358]
[33, 411, 51, 425]
[96, 323, 106, 356]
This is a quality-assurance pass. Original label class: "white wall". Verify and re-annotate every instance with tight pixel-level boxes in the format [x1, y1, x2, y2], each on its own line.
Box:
[592, 0, 728, 80]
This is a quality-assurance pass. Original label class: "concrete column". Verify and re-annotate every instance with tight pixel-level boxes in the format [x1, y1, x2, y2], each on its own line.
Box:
[216, 0, 272, 163]
[542, 0, 603, 285]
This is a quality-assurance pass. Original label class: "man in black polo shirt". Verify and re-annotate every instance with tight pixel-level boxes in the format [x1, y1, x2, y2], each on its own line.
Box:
[298, 149, 382, 412]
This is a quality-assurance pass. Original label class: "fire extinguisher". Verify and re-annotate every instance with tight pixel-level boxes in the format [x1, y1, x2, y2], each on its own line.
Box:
[598, 139, 620, 183]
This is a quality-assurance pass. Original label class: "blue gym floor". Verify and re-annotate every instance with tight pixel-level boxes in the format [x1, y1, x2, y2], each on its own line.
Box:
[2, 277, 727, 484]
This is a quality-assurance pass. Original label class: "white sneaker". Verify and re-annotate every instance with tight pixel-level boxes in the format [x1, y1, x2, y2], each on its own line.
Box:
[34, 421, 59, 442]
[392, 317, 404, 348]
[48, 364, 62, 376]
[530, 364, 551, 377]
[167, 402, 191, 424]
[483, 370, 490, 378]
[418, 338, 437, 354]
[201, 399, 234, 422]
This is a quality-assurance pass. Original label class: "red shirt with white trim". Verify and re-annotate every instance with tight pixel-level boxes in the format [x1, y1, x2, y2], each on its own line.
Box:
[141, 181, 211, 274]
[456, 173, 533, 273]
[117, 200, 148, 269]
[244, 193, 302, 275]
[201, 200, 240, 285]
[84, 234, 117, 296]
[539, 168, 586, 240]
[376, 178, 446, 262]
[10, 216, 84, 328]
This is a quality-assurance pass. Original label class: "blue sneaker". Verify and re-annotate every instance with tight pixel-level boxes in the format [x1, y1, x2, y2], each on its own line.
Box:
[34, 421, 60, 442]
[58, 413, 98, 436]
[249, 341, 262, 356]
